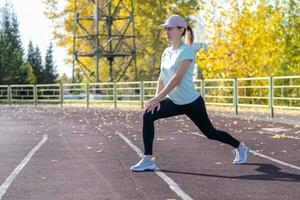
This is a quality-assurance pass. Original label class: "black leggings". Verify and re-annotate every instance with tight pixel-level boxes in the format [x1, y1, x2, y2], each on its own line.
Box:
[143, 96, 240, 155]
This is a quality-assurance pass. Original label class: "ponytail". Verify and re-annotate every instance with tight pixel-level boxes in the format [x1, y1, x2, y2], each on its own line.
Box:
[186, 25, 194, 45]
[181, 25, 194, 45]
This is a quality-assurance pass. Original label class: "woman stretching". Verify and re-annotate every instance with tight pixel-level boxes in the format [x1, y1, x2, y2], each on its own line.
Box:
[131, 15, 249, 172]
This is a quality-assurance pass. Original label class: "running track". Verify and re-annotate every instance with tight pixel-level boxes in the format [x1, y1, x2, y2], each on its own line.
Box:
[0, 105, 299, 200]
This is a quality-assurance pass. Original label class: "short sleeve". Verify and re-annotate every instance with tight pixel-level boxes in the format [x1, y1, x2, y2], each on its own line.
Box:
[179, 46, 195, 62]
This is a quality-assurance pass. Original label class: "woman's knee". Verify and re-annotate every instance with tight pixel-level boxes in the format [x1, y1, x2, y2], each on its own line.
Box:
[206, 133, 217, 140]
[143, 111, 155, 122]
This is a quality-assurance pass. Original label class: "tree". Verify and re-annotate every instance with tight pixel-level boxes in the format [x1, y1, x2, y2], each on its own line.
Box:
[27, 41, 45, 84]
[34, 46, 44, 83]
[278, 0, 300, 76]
[132, 0, 199, 81]
[44, 43, 58, 83]
[19, 62, 36, 84]
[73, 67, 83, 83]
[27, 40, 34, 63]
[196, 0, 299, 79]
[58, 73, 72, 84]
[43, 0, 199, 82]
[0, 30, 8, 83]
[0, 2, 24, 84]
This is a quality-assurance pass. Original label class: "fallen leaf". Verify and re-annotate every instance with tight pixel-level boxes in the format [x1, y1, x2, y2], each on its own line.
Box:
[96, 149, 103, 153]
[271, 134, 289, 139]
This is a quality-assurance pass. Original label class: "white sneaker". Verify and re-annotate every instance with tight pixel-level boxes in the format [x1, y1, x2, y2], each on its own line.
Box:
[233, 144, 249, 165]
[130, 155, 156, 172]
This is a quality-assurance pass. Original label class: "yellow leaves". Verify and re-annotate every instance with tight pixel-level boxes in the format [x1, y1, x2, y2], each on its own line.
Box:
[42, 0, 60, 20]
[197, 1, 286, 79]
[271, 134, 289, 139]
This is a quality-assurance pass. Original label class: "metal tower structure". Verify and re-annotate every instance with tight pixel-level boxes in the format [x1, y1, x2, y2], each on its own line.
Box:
[72, 0, 137, 82]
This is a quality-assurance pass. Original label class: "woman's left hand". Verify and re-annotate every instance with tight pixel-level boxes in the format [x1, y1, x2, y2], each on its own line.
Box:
[145, 98, 160, 114]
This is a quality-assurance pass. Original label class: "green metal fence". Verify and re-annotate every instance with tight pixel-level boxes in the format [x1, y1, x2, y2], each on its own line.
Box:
[1, 76, 299, 117]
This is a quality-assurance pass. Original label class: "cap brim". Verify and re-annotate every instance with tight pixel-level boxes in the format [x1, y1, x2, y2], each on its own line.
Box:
[159, 23, 174, 28]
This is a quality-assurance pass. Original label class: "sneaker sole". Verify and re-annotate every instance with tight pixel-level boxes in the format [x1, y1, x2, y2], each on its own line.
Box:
[131, 164, 156, 172]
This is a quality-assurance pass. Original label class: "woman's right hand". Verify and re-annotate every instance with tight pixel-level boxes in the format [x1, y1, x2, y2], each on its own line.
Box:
[145, 98, 161, 114]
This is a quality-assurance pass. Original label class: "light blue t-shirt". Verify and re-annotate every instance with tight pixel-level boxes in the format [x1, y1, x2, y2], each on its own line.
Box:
[160, 43, 200, 105]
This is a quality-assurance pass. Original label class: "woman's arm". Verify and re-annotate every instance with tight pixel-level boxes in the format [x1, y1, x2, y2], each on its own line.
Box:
[145, 59, 192, 113]
[155, 59, 192, 101]
[155, 75, 164, 97]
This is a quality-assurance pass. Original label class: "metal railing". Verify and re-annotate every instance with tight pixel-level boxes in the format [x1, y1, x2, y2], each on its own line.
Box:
[0, 76, 299, 117]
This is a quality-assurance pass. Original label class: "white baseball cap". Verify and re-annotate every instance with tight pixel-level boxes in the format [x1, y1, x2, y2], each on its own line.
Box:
[159, 15, 187, 29]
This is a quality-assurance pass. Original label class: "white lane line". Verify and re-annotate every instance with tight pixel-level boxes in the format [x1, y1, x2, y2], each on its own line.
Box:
[190, 132, 205, 138]
[249, 150, 300, 171]
[0, 134, 48, 199]
[118, 132, 143, 157]
[286, 136, 300, 140]
[117, 132, 193, 200]
[191, 131, 300, 171]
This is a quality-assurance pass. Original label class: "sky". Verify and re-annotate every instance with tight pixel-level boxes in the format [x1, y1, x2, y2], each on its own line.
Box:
[0, 0, 72, 77]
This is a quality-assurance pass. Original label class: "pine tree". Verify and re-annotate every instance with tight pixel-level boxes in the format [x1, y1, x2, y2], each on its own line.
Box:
[27, 41, 44, 84]
[0, 30, 7, 83]
[0, 2, 24, 84]
[44, 43, 58, 83]
[34, 46, 44, 84]
[27, 40, 34, 65]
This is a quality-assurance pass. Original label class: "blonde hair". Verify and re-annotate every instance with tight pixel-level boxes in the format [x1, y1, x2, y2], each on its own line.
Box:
[182, 25, 194, 45]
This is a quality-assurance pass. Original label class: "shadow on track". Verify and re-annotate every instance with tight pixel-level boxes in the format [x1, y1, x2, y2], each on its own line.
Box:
[159, 163, 300, 183]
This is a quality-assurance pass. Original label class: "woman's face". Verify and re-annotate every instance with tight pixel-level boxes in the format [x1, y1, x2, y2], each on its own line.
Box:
[163, 27, 184, 43]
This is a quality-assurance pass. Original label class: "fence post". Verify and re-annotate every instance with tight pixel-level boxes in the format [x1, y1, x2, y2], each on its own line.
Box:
[34, 85, 37, 106]
[86, 82, 89, 108]
[8, 85, 11, 105]
[233, 78, 238, 115]
[113, 82, 117, 108]
[60, 83, 64, 108]
[269, 76, 274, 118]
[201, 78, 205, 99]
[140, 81, 144, 109]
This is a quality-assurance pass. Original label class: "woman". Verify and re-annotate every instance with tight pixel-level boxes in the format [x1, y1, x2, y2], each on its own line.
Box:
[131, 15, 249, 172]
